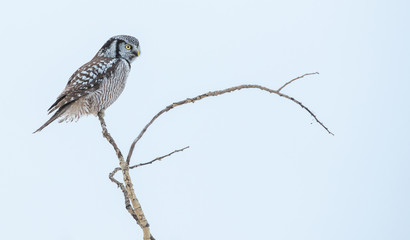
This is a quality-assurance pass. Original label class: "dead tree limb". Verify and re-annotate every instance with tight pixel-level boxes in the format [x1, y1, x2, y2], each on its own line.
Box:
[98, 72, 332, 239]
[98, 112, 154, 240]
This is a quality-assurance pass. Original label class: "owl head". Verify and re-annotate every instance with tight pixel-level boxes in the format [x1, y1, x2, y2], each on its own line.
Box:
[96, 35, 141, 63]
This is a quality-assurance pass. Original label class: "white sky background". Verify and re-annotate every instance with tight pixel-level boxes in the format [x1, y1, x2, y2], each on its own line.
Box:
[1, 0, 409, 239]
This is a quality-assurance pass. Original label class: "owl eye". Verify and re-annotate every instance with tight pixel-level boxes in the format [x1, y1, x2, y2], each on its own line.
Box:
[125, 44, 132, 50]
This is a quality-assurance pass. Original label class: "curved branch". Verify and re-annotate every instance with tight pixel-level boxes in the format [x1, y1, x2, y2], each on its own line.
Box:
[126, 74, 332, 165]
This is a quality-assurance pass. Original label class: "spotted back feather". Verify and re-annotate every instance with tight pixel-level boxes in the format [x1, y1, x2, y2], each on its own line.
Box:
[48, 57, 119, 113]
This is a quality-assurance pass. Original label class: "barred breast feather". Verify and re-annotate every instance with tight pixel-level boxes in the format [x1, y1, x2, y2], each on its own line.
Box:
[87, 58, 130, 114]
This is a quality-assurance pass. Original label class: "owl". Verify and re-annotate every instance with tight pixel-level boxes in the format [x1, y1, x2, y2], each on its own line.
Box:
[34, 35, 140, 133]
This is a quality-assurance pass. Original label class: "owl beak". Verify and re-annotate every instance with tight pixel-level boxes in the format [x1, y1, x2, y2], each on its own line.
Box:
[135, 47, 141, 57]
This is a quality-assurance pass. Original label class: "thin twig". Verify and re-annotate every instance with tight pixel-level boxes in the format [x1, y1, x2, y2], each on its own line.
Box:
[131, 146, 190, 169]
[277, 72, 319, 92]
[126, 76, 332, 165]
[110, 146, 190, 179]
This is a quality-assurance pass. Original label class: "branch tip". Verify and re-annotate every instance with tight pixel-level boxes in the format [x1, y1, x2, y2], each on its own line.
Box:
[277, 72, 319, 92]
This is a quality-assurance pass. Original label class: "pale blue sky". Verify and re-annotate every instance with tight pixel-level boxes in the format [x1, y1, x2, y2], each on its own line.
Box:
[1, 0, 409, 239]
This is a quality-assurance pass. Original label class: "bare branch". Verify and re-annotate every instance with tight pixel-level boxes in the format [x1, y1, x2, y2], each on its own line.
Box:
[100, 73, 331, 239]
[108, 169, 139, 223]
[276, 91, 334, 136]
[98, 111, 124, 161]
[277, 72, 319, 92]
[131, 146, 190, 169]
[110, 146, 189, 179]
[108, 170, 156, 240]
[98, 112, 154, 240]
[126, 75, 332, 165]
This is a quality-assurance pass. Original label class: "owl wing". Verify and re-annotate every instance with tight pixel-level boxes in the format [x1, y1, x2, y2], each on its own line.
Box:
[47, 57, 119, 114]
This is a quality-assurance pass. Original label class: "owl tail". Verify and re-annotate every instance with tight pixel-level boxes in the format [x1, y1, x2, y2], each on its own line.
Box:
[33, 103, 71, 134]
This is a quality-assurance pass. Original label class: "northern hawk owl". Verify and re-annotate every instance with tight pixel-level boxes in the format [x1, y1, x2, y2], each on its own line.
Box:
[34, 35, 140, 133]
